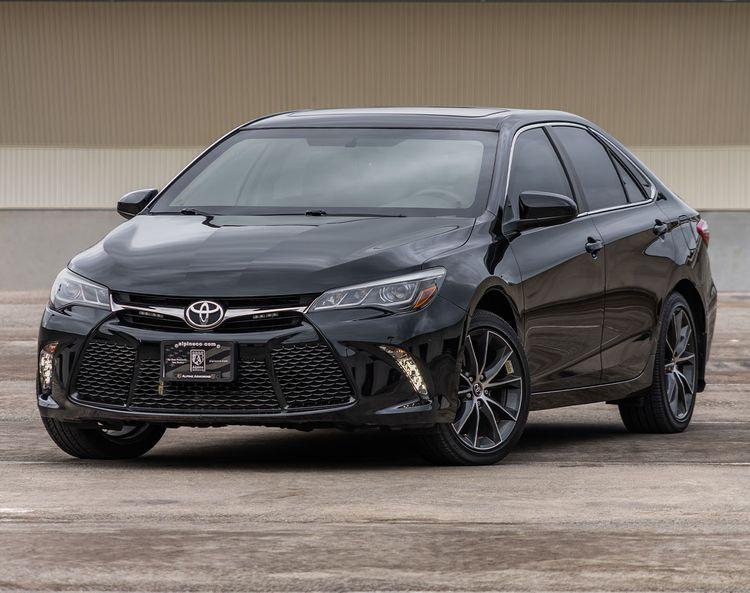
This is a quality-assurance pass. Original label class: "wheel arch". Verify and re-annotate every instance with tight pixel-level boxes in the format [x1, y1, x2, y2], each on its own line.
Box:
[468, 282, 522, 338]
[670, 279, 708, 392]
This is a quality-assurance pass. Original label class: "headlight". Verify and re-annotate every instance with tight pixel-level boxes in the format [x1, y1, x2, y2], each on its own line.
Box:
[308, 268, 446, 313]
[50, 268, 110, 310]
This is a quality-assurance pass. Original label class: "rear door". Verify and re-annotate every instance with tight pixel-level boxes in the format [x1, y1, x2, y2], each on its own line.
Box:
[549, 125, 674, 383]
[506, 126, 605, 392]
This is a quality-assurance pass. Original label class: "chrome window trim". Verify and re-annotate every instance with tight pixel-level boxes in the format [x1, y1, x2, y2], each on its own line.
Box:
[503, 121, 657, 221]
[502, 122, 561, 211]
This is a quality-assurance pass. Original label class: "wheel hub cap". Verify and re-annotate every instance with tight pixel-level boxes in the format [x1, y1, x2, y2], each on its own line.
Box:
[452, 328, 523, 452]
[664, 306, 697, 421]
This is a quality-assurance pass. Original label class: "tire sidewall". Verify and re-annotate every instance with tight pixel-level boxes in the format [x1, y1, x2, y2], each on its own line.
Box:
[42, 416, 166, 459]
[88, 423, 166, 458]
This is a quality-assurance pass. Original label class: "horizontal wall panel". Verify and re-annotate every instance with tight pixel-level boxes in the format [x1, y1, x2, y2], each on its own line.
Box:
[0, 145, 748, 210]
[0, 147, 201, 208]
[635, 147, 750, 211]
[0, 2, 748, 148]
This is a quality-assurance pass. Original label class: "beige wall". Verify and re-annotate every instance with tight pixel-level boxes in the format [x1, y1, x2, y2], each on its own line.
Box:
[3, 145, 749, 210]
[1, 2, 749, 209]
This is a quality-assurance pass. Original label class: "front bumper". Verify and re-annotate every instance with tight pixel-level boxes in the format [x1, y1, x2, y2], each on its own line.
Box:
[37, 297, 467, 429]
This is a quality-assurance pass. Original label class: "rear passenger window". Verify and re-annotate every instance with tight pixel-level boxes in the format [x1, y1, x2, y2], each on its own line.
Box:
[507, 128, 573, 206]
[552, 127, 627, 211]
[611, 155, 648, 202]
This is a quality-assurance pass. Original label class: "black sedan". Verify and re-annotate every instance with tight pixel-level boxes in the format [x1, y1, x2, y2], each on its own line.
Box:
[37, 107, 716, 465]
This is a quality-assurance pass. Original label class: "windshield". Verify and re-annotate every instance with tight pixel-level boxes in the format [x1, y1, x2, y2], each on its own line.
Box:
[150, 128, 497, 216]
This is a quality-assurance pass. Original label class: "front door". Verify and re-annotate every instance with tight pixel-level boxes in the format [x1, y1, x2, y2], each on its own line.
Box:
[505, 127, 605, 392]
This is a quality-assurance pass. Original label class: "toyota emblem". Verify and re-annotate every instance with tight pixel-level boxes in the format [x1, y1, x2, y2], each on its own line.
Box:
[184, 300, 225, 330]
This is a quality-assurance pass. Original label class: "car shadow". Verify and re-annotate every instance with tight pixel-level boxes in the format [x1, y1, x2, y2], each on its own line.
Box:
[116, 419, 635, 470]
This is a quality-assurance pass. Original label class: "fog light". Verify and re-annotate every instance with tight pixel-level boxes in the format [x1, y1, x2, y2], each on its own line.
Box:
[39, 342, 57, 394]
[380, 345, 428, 396]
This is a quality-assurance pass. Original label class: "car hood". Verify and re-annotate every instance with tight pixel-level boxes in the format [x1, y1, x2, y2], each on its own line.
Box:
[70, 214, 475, 297]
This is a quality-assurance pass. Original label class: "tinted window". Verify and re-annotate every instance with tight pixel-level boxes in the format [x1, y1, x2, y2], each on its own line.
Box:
[612, 155, 648, 202]
[507, 128, 573, 206]
[552, 127, 627, 211]
[151, 129, 497, 216]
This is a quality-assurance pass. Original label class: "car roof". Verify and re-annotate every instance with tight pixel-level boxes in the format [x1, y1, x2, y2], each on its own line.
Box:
[242, 107, 590, 131]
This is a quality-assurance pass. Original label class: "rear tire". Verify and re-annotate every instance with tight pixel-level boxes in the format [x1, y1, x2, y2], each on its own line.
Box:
[416, 310, 530, 465]
[618, 292, 698, 433]
[41, 416, 166, 459]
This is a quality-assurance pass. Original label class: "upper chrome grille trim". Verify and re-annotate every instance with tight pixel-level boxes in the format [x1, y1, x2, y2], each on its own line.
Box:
[224, 306, 308, 319]
[110, 296, 307, 327]
[110, 299, 183, 318]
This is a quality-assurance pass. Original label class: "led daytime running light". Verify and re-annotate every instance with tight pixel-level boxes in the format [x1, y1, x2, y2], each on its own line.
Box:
[380, 345, 428, 396]
[39, 342, 58, 394]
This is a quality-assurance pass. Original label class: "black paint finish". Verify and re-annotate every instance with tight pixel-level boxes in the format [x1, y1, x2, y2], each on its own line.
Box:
[38, 108, 716, 429]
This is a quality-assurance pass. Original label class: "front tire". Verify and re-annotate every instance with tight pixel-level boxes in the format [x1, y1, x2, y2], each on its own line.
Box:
[416, 310, 530, 465]
[618, 292, 699, 433]
[41, 416, 166, 459]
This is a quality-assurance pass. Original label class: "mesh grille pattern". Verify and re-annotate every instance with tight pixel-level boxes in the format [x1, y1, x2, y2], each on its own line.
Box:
[74, 340, 135, 407]
[273, 344, 353, 409]
[73, 339, 353, 414]
[130, 359, 280, 413]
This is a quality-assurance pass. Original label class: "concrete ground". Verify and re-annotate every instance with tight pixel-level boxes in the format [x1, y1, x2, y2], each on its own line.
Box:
[0, 291, 748, 593]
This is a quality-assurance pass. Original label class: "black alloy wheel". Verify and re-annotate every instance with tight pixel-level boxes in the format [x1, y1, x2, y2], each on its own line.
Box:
[663, 304, 698, 421]
[452, 326, 524, 451]
[619, 292, 699, 433]
[416, 310, 530, 465]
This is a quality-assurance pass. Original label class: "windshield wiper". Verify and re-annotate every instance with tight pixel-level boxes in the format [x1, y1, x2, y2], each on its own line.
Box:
[180, 208, 216, 217]
[304, 209, 405, 218]
[177, 208, 405, 218]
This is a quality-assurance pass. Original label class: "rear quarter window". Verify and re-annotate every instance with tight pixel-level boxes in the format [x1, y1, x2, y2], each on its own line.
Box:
[611, 154, 649, 202]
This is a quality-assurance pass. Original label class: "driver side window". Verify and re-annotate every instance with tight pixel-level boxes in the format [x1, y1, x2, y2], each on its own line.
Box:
[507, 128, 574, 212]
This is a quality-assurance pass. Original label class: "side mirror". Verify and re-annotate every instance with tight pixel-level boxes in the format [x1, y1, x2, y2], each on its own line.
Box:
[117, 188, 158, 219]
[509, 191, 578, 232]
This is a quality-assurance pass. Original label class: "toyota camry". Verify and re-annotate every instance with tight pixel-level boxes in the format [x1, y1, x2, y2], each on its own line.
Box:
[37, 108, 716, 465]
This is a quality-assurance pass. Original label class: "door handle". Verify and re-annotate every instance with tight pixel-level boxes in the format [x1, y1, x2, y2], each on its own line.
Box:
[585, 237, 603, 259]
[653, 220, 669, 236]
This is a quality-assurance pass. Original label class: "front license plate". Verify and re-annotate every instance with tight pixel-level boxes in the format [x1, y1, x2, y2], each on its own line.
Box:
[161, 341, 235, 382]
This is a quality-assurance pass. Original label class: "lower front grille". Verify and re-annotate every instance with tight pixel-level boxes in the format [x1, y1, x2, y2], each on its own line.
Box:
[75, 341, 135, 407]
[73, 339, 354, 414]
[273, 344, 355, 409]
[130, 359, 280, 413]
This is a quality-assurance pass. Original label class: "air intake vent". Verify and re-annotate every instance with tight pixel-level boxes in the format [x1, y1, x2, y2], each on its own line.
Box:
[74, 340, 135, 407]
[272, 343, 354, 409]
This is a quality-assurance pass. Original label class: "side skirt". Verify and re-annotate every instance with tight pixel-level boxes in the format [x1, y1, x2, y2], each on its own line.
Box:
[529, 354, 655, 411]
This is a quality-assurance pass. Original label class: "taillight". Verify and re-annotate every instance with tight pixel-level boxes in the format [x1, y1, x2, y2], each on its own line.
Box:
[697, 219, 710, 247]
